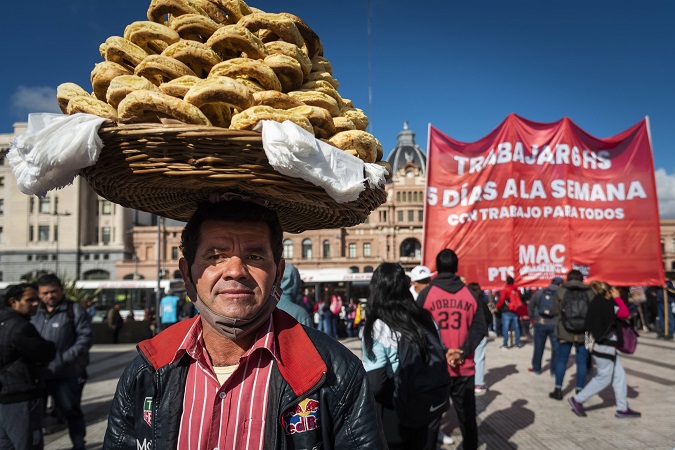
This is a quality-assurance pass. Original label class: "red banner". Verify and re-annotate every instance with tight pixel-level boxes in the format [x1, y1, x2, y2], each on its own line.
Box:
[422, 114, 664, 290]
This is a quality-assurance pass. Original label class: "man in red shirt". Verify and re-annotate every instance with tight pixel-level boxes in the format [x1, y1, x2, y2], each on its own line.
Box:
[104, 199, 385, 449]
[417, 249, 487, 450]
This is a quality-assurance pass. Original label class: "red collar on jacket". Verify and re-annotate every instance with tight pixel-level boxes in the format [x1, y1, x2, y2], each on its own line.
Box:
[137, 309, 327, 396]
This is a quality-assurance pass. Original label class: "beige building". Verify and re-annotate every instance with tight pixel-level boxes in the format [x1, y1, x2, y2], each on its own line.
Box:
[2, 121, 674, 284]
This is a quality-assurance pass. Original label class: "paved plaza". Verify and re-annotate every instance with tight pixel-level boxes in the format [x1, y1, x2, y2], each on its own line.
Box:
[45, 330, 675, 449]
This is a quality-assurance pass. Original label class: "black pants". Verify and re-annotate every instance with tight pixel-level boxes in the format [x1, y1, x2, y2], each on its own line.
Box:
[449, 375, 478, 450]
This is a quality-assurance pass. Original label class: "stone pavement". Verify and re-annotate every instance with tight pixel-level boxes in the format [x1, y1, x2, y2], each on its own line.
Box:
[45, 330, 675, 449]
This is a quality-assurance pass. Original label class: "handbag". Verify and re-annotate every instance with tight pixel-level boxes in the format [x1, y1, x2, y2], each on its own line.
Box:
[616, 320, 638, 354]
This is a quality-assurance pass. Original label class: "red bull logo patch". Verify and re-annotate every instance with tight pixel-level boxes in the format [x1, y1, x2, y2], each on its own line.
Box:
[143, 397, 152, 427]
[282, 398, 320, 435]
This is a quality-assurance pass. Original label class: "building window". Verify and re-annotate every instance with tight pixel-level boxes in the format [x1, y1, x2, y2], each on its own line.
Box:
[29, 197, 34, 213]
[396, 192, 401, 202]
[283, 239, 294, 259]
[408, 210, 414, 222]
[400, 238, 422, 258]
[414, 191, 418, 202]
[0, 177, 4, 187]
[418, 210, 424, 222]
[363, 242, 371, 257]
[171, 246, 179, 260]
[408, 192, 412, 201]
[29, 226, 34, 242]
[672, 238, 675, 252]
[102, 227, 111, 245]
[349, 266, 359, 273]
[364, 266, 373, 273]
[27, 255, 33, 261]
[397, 211, 403, 222]
[38, 225, 49, 241]
[102, 200, 112, 215]
[53, 225, 58, 241]
[348, 243, 357, 258]
[0, 227, 3, 243]
[302, 238, 313, 259]
[323, 240, 330, 258]
[39, 198, 50, 214]
[94, 254, 100, 260]
[36, 255, 48, 262]
[0, 199, 4, 214]
[381, 210, 387, 222]
[662, 238, 665, 253]
[103, 254, 109, 260]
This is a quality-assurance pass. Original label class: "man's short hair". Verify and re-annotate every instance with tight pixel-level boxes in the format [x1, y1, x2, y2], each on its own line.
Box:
[567, 269, 584, 282]
[180, 199, 283, 268]
[36, 273, 63, 288]
[435, 249, 458, 274]
[2, 283, 37, 308]
[506, 276, 514, 285]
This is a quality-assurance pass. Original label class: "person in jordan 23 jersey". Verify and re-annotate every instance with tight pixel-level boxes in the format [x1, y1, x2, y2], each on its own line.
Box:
[416, 249, 487, 450]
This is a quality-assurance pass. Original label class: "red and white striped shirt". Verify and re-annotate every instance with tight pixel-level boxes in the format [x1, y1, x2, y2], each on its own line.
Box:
[174, 317, 279, 450]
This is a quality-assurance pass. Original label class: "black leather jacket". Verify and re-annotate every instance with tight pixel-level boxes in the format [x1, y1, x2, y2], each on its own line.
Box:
[0, 308, 56, 403]
[103, 309, 387, 449]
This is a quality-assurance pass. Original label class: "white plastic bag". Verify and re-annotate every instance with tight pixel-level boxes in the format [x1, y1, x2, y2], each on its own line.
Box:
[7, 113, 108, 197]
[259, 120, 386, 203]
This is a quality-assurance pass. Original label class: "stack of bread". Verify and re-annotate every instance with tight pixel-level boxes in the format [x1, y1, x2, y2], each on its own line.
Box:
[56, 0, 389, 171]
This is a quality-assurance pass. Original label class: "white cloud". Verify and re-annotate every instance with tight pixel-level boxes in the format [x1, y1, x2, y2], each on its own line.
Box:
[655, 168, 675, 219]
[10, 86, 60, 117]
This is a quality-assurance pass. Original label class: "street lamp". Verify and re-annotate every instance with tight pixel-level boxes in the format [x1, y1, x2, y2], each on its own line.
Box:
[54, 209, 71, 276]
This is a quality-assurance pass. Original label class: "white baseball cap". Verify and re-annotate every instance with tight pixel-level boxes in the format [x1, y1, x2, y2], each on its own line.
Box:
[410, 266, 432, 282]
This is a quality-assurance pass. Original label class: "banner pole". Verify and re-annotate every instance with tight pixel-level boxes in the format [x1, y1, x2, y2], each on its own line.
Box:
[665, 284, 669, 336]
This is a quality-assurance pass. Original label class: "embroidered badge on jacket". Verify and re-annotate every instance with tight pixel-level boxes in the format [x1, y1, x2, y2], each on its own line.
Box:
[283, 398, 321, 434]
[143, 397, 153, 427]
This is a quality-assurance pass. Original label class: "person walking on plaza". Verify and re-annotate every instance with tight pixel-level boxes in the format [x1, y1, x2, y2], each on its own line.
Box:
[0, 283, 56, 450]
[568, 281, 641, 419]
[468, 281, 492, 395]
[103, 199, 385, 449]
[495, 276, 522, 349]
[277, 261, 313, 327]
[362, 262, 447, 449]
[158, 291, 180, 330]
[417, 249, 487, 450]
[409, 265, 432, 301]
[656, 280, 675, 340]
[32, 274, 93, 450]
[528, 277, 562, 375]
[106, 301, 124, 344]
[548, 269, 593, 400]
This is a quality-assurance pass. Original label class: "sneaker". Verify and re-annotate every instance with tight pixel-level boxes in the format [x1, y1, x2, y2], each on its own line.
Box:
[549, 388, 563, 400]
[615, 408, 641, 419]
[437, 431, 455, 445]
[528, 368, 541, 374]
[474, 385, 489, 395]
[568, 397, 586, 417]
[500, 345, 510, 350]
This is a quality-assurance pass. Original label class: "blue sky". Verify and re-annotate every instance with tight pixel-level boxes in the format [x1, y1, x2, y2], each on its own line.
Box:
[2, 1, 675, 214]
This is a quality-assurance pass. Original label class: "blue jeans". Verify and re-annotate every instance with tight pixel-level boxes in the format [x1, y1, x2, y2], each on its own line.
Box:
[554, 341, 589, 391]
[474, 336, 487, 386]
[46, 377, 86, 450]
[656, 300, 674, 337]
[0, 397, 44, 450]
[501, 311, 520, 347]
[531, 322, 558, 374]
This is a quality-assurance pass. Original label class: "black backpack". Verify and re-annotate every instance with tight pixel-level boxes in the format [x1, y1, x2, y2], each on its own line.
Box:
[560, 288, 589, 332]
[537, 288, 556, 318]
[393, 325, 452, 429]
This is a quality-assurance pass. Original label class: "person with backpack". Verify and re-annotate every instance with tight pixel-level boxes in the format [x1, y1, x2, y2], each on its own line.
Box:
[548, 269, 594, 401]
[527, 277, 563, 375]
[362, 262, 450, 449]
[495, 276, 522, 349]
[417, 249, 487, 450]
[567, 281, 641, 419]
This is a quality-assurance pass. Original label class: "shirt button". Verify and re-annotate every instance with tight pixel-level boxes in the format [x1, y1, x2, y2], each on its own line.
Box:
[219, 392, 226, 399]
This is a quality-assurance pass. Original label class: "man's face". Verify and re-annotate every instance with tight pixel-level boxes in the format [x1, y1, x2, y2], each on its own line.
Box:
[11, 287, 40, 317]
[38, 283, 64, 309]
[179, 220, 282, 320]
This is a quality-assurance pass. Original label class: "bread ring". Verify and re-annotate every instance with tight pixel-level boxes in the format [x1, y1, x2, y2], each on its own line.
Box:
[123, 21, 180, 54]
[230, 105, 313, 134]
[106, 75, 160, 108]
[235, 78, 265, 93]
[169, 13, 222, 42]
[264, 54, 303, 92]
[66, 96, 118, 120]
[209, 0, 252, 23]
[305, 71, 339, 89]
[189, 0, 227, 24]
[288, 105, 335, 139]
[339, 107, 369, 131]
[237, 13, 304, 48]
[376, 161, 393, 180]
[264, 41, 311, 78]
[135, 54, 197, 85]
[209, 57, 281, 91]
[118, 89, 211, 125]
[100, 36, 148, 72]
[341, 98, 354, 108]
[184, 76, 253, 112]
[57, 83, 91, 113]
[287, 90, 339, 117]
[201, 103, 232, 127]
[328, 130, 381, 164]
[300, 80, 342, 107]
[205, 24, 266, 61]
[252, 90, 304, 109]
[311, 56, 332, 75]
[147, 0, 205, 23]
[159, 75, 202, 98]
[333, 116, 357, 133]
[278, 12, 322, 58]
[162, 40, 221, 78]
[91, 61, 133, 101]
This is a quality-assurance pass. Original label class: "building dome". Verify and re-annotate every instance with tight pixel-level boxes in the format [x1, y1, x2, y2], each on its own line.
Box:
[386, 121, 426, 178]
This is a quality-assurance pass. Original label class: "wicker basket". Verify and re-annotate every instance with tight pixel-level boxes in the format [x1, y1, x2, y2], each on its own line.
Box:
[79, 122, 387, 232]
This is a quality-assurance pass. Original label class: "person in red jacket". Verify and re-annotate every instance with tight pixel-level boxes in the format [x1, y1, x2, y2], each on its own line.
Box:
[495, 276, 522, 349]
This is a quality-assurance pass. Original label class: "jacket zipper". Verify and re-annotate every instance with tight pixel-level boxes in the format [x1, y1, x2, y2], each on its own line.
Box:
[277, 372, 327, 450]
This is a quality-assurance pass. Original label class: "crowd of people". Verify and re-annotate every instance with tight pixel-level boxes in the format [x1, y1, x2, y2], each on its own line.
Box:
[3, 197, 672, 449]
